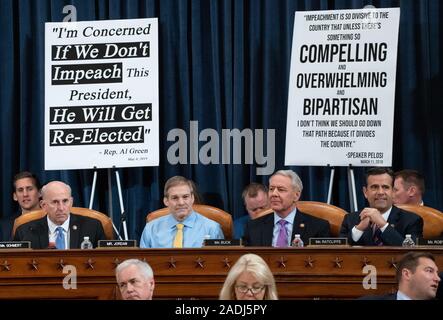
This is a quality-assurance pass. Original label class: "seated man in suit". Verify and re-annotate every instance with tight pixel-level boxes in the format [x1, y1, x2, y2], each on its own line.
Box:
[0, 171, 41, 241]
[234, 183, 270, 239]
[243, 170, 330, 247]
[393, 169, 425, 206]
[14, 181, 106, 249]
[360, 252, 440, 300]
[340, 167, 423, 246]
[140, 176, 224, 248]
[116, 259, 155, 300]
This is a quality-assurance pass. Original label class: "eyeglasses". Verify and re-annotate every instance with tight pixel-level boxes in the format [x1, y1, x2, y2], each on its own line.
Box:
[235, 285, 265, 294]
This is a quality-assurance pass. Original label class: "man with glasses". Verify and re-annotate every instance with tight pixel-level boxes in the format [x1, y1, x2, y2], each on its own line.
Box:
[219, 253, 278, 300]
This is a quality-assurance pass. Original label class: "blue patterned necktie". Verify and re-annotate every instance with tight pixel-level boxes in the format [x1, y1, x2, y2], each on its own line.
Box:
[55, 226, 66, 249]
[276, 220, 288, 247]
[372, 224, 383, 246]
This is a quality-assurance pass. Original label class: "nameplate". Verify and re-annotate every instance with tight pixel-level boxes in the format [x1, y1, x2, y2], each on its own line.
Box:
[0, 241, 31, 249]
[204, 239, 242, 246]
[309, 238, 348, 246]
[417, 238, 443, 246]
[98, 240, 137, 248]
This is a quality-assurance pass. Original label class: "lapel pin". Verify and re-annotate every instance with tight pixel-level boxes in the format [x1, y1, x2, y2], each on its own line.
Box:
[72, 225, 77, 230]
[390, 224, 395, 228]
[300, 223, 305, 228]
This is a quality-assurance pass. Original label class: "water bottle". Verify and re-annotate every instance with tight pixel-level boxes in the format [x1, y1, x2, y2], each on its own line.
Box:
[80, 236, 93, 249]
[292, 234, 304, 248]
[402, 234, 415, 248]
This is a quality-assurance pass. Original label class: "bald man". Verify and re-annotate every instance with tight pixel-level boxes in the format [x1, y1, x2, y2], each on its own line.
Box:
[14, 181, 106, 249]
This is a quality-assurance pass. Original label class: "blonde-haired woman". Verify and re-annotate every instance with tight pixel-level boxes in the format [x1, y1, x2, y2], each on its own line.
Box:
[219, 253, 278, 300]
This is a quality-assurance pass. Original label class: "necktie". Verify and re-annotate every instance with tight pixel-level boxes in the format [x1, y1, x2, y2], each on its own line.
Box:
[173, 223, 184, 248]
[276, 220, 288, 247]
[372, 223, 383, 246]
[55, 226, 66, 249]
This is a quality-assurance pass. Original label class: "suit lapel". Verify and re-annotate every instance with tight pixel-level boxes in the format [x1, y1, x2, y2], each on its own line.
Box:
[387, 206, 401, 229]
[35, 218, 50, 249]
[69, 214, 80, 249]
[292, 211, 307, 241]
[263, 214, 275, 246]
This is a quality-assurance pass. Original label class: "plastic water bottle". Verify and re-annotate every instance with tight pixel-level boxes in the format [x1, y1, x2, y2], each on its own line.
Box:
[292, 234, 304, 248]
[80, 236, 93, 249]
[402, 234, 415, 248]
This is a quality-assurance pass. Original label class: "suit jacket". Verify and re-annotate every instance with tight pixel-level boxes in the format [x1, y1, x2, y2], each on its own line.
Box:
[13, 213, 106, 249]
[339, 206, 423, 246]
[243, 210, 330, 246]
[0, 213, 20, 242]
[437, 272, 443, 300]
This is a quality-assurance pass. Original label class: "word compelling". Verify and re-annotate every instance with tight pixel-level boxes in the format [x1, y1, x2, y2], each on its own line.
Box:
[299, 42, 387, 63]
[52, 42, 150, 60]
[50, 103, 152, 124]
[50, 126, 146, 146]
[52, 63, 122, 85]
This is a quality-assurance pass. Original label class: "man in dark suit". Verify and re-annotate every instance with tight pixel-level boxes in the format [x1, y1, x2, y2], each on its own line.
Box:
[340, 167, 423, 246]
[360, 252, 440, 300]
[14, 181, 105, 249]
[243, 170, 330, 247]
[0, 171, 42, 241]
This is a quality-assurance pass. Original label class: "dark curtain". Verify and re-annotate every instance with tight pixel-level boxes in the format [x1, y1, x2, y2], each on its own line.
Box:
[1, 0, 442, 239]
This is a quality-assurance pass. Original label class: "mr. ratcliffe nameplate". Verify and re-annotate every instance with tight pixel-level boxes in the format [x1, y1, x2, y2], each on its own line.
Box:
[309, 238, 348, 246]
[204, 239, 242, 246]
[98, 240, 137, 248]
[0, 241, 31, 249]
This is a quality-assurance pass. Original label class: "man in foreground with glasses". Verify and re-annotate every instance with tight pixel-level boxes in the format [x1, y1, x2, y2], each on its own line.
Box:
[219, 253, 278, 300]
[116, 259, 155, 300]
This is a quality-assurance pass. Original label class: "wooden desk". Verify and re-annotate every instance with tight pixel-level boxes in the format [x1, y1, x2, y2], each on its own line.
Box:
[0, 247, 441, 299]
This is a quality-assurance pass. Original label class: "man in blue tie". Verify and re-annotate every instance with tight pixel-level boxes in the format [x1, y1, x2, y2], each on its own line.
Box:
[14, 181, 106, 249]
[243, 170, 330, 247]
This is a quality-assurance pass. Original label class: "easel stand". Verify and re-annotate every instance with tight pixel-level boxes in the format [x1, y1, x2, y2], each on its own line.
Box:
[89, 167, 128, 240]
[326, 164, 358, 212]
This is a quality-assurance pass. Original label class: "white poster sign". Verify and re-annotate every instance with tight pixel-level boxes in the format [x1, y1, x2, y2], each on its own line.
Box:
[285, 8, 400, 166]
[45, 18, 159, 170]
